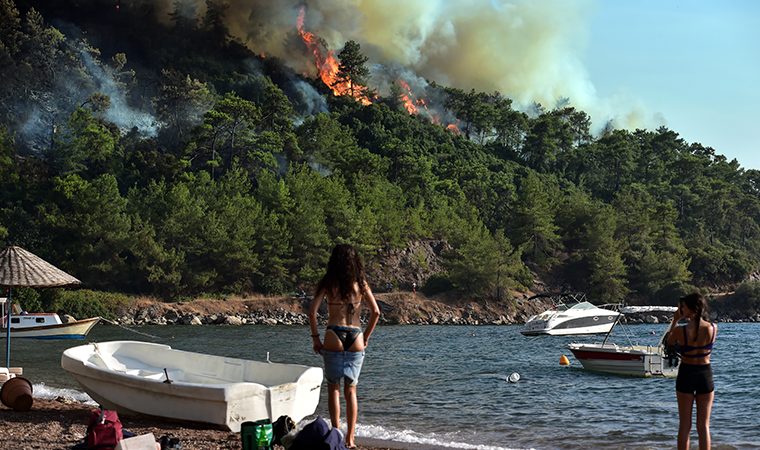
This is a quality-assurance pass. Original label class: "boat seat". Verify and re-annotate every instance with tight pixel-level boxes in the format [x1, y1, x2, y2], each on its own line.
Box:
[87, 352, 128, 373]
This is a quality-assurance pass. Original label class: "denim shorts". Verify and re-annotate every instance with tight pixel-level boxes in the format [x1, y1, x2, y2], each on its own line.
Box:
[322, 350, 365, 386]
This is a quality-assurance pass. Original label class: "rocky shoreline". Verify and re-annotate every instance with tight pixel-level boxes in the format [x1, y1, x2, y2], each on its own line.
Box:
[101, 292, 760, 328]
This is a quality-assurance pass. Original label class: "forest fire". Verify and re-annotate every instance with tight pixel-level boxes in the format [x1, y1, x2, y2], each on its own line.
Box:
[396, 79, 461, 134]
[296, 8, 458, 132]
[297, 8, 371, 106]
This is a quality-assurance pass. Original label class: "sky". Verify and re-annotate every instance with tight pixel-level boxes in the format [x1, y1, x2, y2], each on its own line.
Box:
[584, 1, 760, 170]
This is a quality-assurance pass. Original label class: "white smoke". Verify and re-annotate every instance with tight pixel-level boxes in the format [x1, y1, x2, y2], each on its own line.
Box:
[147, 0, 663, 135]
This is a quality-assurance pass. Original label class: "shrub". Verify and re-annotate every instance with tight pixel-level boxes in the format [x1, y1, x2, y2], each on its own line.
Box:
[7, 288, 43, 313]
[733, 281, 760, 312]
[420, 274, 453, 295]
[40, 289, 131, 320]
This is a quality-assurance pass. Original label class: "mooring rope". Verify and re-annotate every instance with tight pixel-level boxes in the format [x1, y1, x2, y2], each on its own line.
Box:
[98, 317, 167, 339]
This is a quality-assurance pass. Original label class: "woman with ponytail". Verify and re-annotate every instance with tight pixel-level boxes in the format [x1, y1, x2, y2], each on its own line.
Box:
[667, 293, 717, 450]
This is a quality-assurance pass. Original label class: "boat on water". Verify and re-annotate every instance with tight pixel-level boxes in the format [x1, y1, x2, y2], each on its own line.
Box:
[520, 292, 621, 336]
[61, 340, 323, 432]
[566, 305, 680, 377]
[0, 298, 100, 339]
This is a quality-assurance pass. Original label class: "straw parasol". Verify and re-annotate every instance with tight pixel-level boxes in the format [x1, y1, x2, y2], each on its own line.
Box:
[0, 246, 81, 367]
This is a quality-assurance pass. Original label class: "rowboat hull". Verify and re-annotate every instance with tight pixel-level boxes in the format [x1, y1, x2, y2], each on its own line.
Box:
[61, 341, 323, 432]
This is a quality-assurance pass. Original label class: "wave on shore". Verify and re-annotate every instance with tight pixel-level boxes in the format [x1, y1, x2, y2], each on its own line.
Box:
[330, 422, 532, 450]
[31, 383, 97, 406]
[33, 384, 531, 450]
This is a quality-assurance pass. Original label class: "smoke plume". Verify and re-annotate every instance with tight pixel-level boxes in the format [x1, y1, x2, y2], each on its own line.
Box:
[149, 0, 662, 133]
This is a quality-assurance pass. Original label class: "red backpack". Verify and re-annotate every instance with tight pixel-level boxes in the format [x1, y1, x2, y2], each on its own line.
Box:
[87, 410, 124, 449]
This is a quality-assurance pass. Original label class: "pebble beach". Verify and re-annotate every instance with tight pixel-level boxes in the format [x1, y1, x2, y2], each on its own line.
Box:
[0, 397, 402, 450]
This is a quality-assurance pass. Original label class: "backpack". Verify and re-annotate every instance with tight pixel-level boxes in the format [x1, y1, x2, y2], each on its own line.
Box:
[87, 410, 124, 449]
[272, 415, 296, 447]
[288, 417, 347, 450]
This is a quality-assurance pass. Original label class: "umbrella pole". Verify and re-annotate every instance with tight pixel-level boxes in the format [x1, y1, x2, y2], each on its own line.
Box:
[5, 288, 11, 368]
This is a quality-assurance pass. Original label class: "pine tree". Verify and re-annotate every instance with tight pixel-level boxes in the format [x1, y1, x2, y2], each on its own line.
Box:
[335, 40, 374, 101]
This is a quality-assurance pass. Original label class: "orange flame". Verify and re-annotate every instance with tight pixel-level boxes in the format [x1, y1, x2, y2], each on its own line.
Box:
[446, 123, 461, 135]
[297, 8, 371, 105]
[396, 80, 418, 115]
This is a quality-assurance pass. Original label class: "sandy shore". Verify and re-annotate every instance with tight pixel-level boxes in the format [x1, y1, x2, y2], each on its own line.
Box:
[0, 397, 410, 450]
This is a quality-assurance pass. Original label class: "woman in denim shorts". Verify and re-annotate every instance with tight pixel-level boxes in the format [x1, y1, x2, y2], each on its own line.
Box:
[309, 244, 380, 449]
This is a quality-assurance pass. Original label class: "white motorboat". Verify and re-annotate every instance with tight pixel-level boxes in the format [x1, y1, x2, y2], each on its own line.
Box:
[0, 298, 99, 339]
[61, 341, 323, 432]
[520, 293, 621, 336]
[566, 306, 680, 377]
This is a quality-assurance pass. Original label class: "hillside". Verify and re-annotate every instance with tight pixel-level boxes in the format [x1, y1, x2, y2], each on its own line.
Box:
[3, 0, 760, 314]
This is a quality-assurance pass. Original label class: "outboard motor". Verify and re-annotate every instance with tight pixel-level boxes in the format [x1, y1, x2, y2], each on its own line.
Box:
[665, 342, 680, 368]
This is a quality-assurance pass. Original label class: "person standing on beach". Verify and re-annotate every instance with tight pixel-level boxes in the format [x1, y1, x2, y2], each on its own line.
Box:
[667, 293, 717, 450]
[309, 244, 381, 449]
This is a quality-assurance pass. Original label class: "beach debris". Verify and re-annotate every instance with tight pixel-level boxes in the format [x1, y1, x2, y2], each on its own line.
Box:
[508, 373, 520, 383]
[0, 376, 33, 411]
[559, 354, 570, 365]
[55, 395, 78, 404]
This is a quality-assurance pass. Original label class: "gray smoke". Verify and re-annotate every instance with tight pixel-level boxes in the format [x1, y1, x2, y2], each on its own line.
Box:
[78, 51, 160, 137]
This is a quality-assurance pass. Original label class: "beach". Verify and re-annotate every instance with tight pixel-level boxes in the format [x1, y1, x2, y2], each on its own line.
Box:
[0, 397, 398, 450]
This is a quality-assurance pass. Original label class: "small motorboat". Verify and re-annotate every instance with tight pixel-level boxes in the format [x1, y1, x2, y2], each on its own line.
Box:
[0, 298, 99, 339]
[566, 306, 680, 377]
[521, 293, 621, 336]
[61, 341, 323, 432]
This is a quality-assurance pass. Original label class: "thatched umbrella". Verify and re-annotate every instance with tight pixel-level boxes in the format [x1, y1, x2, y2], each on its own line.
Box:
[0, 246, 81, 367]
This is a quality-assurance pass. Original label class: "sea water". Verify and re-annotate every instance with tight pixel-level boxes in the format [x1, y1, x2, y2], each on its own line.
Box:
[9, 322, 759, 450]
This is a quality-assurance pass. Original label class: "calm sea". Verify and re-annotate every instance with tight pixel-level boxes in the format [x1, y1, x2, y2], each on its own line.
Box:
[9, 322, 759, 450]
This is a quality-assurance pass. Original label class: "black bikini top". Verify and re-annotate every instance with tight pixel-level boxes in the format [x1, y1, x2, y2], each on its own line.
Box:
[326, 300, 361, 315]
[680, 322, 716, 357]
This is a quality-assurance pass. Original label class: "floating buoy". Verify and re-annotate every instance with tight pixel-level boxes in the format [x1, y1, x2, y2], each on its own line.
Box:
[508, 372, 520, 383]
[650, 331, 656, 334]
[471, 333, 475, 337]
[559, 354, 570, 366]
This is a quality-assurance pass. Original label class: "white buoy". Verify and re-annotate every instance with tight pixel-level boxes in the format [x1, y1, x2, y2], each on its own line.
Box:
[508, 372, 520, 383]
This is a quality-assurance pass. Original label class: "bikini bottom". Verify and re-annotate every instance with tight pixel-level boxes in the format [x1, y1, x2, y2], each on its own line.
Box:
[676, 363, 714, 394]
[326, 325, 362, 350]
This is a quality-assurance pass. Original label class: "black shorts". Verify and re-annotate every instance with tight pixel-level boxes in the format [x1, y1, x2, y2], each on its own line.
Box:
[676, 363, 714, 394]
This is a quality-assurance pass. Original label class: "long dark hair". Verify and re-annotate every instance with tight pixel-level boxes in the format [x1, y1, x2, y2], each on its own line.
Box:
[316, 244, 366, 306]
[680, 293, 709, 341]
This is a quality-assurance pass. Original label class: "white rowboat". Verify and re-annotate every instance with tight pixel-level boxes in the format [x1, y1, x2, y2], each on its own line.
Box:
[61, 341, 323, 431]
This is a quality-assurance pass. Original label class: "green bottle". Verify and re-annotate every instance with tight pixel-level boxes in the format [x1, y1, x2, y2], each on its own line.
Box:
[257, 425, 269, 450]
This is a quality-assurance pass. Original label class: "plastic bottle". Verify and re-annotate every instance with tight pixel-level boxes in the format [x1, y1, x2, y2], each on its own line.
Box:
[257, 425, 269, 450]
